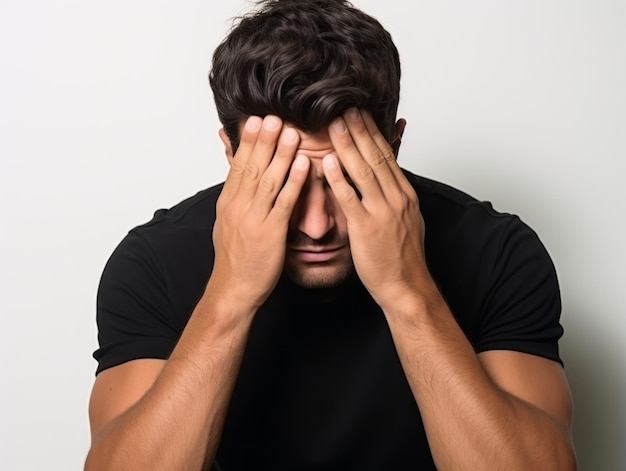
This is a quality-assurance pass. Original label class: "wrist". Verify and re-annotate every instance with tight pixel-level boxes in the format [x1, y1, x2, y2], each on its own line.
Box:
[379, 275, 448, 327]
[206, 264, 274, 309]
[196, 280, 260, 333]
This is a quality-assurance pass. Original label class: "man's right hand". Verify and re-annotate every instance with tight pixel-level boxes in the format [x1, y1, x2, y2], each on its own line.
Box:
[209, 115, 310, 311]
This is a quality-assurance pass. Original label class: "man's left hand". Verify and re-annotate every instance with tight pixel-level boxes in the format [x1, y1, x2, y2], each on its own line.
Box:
[323, 108, 429, 309]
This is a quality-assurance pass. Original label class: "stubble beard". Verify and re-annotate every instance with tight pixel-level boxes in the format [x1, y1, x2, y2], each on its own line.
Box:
[283, 257, 355, 289]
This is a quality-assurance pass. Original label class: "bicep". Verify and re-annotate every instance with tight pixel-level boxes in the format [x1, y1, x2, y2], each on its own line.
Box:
[478, 350, 573, 435]
[88, 358, 165, 442]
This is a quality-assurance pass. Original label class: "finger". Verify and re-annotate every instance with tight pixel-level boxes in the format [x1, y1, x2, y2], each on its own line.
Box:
[343, 108, 398, 190]
[250, 126, 301, 215]
[360, 111, 415, 198]
[328, 116, 385, 203]
[236, 115, 285, 199]
[322, 154, 368, 220]
[267, 154, 310, 225]
[220, 116, 263, 202]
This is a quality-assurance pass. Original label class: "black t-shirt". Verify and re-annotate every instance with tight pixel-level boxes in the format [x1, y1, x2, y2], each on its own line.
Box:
[94, 170, 563, 470]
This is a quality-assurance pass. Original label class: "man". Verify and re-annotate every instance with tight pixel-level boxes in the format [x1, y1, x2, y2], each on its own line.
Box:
[86, 0, 576, 469]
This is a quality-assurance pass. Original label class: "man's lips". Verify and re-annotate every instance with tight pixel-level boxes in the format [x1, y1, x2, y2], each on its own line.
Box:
[288, 245, 347, 263]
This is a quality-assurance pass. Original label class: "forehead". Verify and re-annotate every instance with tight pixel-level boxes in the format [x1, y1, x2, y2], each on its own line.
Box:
[238, 118, 335, 158]
[294, 127, 333, 155]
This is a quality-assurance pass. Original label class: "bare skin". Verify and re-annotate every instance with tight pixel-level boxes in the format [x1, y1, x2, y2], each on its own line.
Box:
[86, 109, 576, 470]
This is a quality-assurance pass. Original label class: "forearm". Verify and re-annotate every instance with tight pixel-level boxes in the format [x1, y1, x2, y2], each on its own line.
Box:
[384, 283, 576, 471]
[85, 290, 255, 471]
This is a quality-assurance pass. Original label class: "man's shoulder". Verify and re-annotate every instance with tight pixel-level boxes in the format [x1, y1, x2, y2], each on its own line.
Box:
[403, 169, 542, 271]
[114, 183, 224, 262]
[404, 170, 476, 203]
[403, 169, 516, 226]
[138, 183, 224, 233]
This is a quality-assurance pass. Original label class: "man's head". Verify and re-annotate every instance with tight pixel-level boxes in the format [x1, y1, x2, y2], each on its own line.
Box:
[209, 0, 401, 152]
[210, 0, 403, 290]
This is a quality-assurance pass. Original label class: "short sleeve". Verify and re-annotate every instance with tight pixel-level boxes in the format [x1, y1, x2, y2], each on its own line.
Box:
[476, 217, 564, 364]
[93, 230, 181, 375]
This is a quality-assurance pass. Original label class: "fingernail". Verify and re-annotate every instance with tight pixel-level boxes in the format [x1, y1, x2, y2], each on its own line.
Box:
[245, 116, 262, 132]
[323, 154, 337, 169]
[264, 115, 281, 130]
[332, 118, 346, 133]
[294, 155, 309, 169]
[282, 127, 298, 144]
[346, 108, 359, 120]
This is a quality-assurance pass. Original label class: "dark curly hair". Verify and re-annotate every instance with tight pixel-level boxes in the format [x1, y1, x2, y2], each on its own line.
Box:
[209, 0, 401, 151]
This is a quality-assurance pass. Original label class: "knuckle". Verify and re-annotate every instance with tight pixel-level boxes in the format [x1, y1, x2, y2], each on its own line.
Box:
[340, 185, 359, 203]
[244, 162, 260, 180]
[355, 164, 374, 182]
[389, 190, 407, 209]
[382, 148, 396, 164]
[258, 175, 276, 194]
[229, 158, 246, 175]
[368, 152, 388, 170]
[218, 203, 238, 223]
[273, 192, 293, 211]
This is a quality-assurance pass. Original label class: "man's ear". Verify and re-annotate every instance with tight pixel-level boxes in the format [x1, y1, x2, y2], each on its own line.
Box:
[218, 128, 235, 166]
[391, 118, 407, 157]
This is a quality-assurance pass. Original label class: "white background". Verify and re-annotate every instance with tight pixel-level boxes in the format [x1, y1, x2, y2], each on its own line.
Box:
[0, 1, 624, 469]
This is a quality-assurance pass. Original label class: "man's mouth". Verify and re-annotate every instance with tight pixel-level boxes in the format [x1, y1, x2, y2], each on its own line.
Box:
[288, 245, 347, 263]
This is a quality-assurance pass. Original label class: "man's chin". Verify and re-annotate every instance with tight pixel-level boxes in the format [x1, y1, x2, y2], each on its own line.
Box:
[283, 263, 355, 290]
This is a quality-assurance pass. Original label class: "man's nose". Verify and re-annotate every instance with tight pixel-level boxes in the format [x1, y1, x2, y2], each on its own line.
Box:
[292, 182, 335, 241]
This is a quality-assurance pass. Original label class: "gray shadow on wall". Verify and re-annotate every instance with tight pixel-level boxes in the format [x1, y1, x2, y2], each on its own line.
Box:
[561, 307, 625, 471]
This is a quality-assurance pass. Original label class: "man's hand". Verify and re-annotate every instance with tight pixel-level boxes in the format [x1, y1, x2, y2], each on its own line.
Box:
[210, 115, 310, 311]
[323, 108, 426, 309]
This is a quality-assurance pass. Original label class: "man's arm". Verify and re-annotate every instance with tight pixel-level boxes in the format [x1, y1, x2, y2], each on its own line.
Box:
[85, 116, 309, 471]
[86, 303, 255, 471]
[323, 108, 576, 470]
[384, 292, 575, 470]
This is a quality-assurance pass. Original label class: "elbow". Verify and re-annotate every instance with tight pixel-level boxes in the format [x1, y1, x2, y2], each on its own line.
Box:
[548, 429, 577, 470]
[84, 444, 110, 471]
[557, 443, 577, 471]
[83, 449, 99, 471]
[84, 439, 124, 471]
[531, 435, 577, 471]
